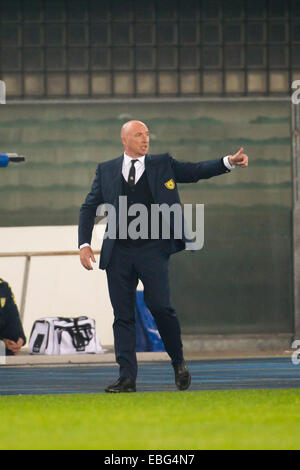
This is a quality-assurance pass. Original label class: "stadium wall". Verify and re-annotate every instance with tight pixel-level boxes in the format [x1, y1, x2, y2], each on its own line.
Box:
[0, 98, 293, 342]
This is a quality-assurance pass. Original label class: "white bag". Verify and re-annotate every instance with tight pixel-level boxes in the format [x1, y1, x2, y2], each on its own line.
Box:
[28, 316, 105, 355]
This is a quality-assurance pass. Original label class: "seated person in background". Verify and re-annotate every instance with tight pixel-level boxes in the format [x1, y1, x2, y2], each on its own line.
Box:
[0, 278, 26, 355]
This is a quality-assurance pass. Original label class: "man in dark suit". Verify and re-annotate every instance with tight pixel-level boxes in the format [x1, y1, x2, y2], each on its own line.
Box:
[0, 278, 26, 356]
[78, 120, 248, 393]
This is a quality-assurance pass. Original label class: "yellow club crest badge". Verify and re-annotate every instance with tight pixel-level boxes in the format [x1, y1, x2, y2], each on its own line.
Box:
[164, 178, 175, 190]
[0, 298, 6, 308]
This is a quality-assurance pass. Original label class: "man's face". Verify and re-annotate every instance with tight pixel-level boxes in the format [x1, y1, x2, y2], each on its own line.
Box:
[122, 122, 150, 157]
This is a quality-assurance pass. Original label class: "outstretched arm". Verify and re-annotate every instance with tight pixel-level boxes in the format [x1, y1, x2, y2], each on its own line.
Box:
[171, 148, 248, 183]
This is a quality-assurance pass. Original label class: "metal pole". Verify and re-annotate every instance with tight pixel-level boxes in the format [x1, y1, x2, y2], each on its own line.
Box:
[19, 255, 31, 322]
[0, 250, 100, 257]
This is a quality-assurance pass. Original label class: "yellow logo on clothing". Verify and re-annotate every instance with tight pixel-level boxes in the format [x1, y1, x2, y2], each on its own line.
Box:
[0, 298, 6, 308]
[164, 179, 175, 190]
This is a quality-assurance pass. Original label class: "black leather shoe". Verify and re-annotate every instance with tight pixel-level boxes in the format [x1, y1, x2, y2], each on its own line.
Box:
[105, 377, 136, 393]
[173, 360, 191, 391]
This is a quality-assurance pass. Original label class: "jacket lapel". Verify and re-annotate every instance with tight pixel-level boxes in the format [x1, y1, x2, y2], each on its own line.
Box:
[106, 155, 123, 203]
[145, 154, 157, 201]
[107, 153, 156, 203]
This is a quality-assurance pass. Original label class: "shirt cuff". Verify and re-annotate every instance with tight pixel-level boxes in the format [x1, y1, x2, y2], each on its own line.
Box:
[223, 155, 235, 170]
[79, 243, 90, 250]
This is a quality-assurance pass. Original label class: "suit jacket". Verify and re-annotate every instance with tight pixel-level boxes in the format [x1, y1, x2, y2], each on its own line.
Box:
[0, 279, 26, 344]
[78, 153, 230, 270]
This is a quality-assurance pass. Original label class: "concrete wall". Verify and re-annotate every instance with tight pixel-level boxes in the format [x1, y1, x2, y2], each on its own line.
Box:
[0, 99, 293, 336]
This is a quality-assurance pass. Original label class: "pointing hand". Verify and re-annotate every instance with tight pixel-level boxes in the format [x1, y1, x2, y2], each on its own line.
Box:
[228, 147, 248, 168]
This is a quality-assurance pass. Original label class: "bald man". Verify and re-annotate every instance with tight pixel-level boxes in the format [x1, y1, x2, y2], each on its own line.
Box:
[78, 120, 248, 393]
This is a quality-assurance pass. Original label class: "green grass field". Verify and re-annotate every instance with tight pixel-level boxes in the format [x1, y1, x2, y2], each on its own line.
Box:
[1, 389, 300, 450]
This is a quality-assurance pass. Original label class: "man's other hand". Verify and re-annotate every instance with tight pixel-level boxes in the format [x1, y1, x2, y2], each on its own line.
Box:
[229, 147, 248, 167]
[3, 338, 24, 355]
[80, 245, 96, 270]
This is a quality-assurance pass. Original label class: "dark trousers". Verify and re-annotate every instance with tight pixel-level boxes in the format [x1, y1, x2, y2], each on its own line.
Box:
[106, 239, 183, 381]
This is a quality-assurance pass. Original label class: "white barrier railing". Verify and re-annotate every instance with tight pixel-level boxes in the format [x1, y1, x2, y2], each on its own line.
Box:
[0, 250, 101, 320]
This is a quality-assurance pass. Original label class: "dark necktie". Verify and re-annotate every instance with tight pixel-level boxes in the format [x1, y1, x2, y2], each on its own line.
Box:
[128, 159, 138, 187]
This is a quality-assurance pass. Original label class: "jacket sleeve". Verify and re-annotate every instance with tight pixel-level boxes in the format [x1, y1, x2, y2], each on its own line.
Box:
[78, 164, 104, 247]
[0, 282, 26, 345]
[170, 154, 230, 183]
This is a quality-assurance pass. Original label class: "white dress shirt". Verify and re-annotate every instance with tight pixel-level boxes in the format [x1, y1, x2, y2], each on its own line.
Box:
[122, 152, 145, 183]
[79, 153, 234, 249]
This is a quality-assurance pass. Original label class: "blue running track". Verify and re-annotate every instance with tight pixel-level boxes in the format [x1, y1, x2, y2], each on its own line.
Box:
[0, 357, 299, 396]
